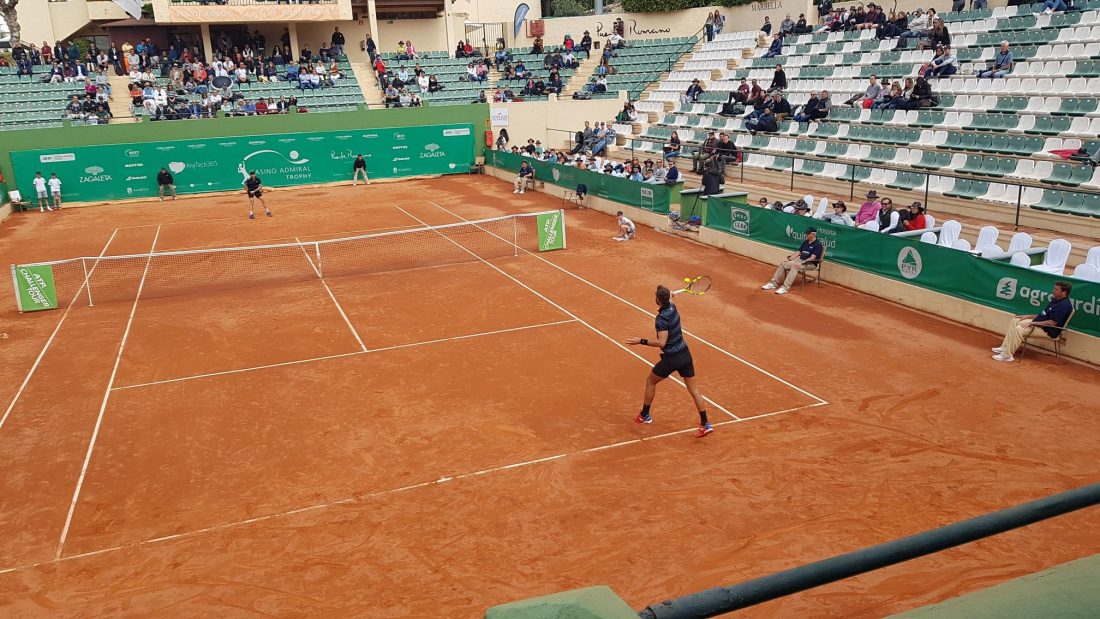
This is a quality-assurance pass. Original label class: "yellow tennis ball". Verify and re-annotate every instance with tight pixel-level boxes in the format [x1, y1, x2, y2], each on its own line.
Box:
[683, 277, 692, 283]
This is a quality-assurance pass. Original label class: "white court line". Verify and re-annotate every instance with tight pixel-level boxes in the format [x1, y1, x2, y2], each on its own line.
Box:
[0, 228, 120, 434]
[295, 236, 368, 352]
[55, 226, 162, 560]
[110, 319, 577, 391]
[0, 399, 824, 577]
[426, 200, 829, 406]
[392, 205, 739, 421]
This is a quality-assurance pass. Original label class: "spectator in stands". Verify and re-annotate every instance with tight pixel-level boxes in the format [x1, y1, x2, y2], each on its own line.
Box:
[921, 20, 950, 51]
[563, 35, 575, 53]
[617, 102, 638, 123]
[513, 160, 534, 194]
[992, 281, 1073, 362]
[904, 202, 927, 230]
[663, 131, 682, 161]
[821, 200, 854, 226]
[877, 198, 907, 233]
[897, 9, 933, 47]
[761, 226, 824, 295]
[877, 10, 907, 39]
[855, 190, 882, 224]
[416, 71, 429, 91]
[665, 161, 681, 186]
[64, 95, 85, 121]
[847, 75, 881, 108]
[902, 76, 935, 109]
[794, 90, 830, 123]
[761, 16, 773, 35]
[976, 41, 1014, 79]
[1042, 0, 1068, 13]
[762, 35, 783, 59]
[428, 75, 443, 92]
[745, 79, 765, 106]
[705, 13, 718, 42]
[533, 36, 544, 55]
[579, 31, 593, 55]
[548, 73, 564, 94]
[608, 32, 626, 49]
[926, 45, 958, 78]
[692, 132, 718, 173]
[255, 98, 269, 115]
[770, 64, 787, 91]
[872, 81, 900, 110]
[384, 84, 400, 107]
[398, 89, 413, 108]
[771, 91, 791, 120]
[681, 78, 705, 105]
[715, 132, 739, 172]
[16, 56, 33, 79]
[592, 123, 616, 156]
[779, 14, 795, 36]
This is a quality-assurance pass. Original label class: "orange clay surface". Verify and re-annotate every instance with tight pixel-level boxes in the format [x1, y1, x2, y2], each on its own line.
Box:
[0, 176, 1097, 618]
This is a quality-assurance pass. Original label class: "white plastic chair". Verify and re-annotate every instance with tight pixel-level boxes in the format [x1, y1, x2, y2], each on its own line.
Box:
[1010, 252, 1032, 268]
[920, 231, 937, 244]
[1086, 245, 1100, 269]
[937, 220, 963, 249]
[923, 214, 936, 229]
[1034, 239, 1072, 275]
[1007, 232, 1033, 254]
[952, 239, 972, 252]
[972, 225, 1002, 255]
[812, 197, 829, 219]
[1072, 263, 1100, 282]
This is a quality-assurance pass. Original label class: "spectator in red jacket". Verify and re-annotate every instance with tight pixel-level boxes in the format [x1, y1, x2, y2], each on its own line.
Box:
[904, 202, 927, 230]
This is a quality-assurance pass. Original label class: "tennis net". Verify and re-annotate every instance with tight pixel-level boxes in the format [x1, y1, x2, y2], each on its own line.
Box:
[11, 209, 566, 310]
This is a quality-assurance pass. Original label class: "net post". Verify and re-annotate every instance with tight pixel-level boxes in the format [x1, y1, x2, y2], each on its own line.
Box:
[559, 209, 567, 249]
[314, 242, 323, 277]
[10, 264, 24, 313]
[513, 215, 518, 256]
[81, 257, 94, 306]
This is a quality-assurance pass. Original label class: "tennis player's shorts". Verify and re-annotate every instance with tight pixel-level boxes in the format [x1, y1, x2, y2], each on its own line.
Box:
[37, 190, 47, 199]
[652, 348, 695, 379]
[248, 190, 262, 198]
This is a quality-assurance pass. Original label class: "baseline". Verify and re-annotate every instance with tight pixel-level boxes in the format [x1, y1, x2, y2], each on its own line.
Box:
[55, 227, 161, 559]
[426, 199, 828, 406]
[0, 228, 120, 434]
[0, 398, 823, 577]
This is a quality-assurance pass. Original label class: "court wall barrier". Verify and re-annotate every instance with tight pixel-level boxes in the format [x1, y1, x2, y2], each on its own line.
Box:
[487, 150, 678, 213]
[10, 123, 476, 204]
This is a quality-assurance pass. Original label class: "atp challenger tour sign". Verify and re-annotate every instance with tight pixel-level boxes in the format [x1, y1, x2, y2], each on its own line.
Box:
[705, 200, 1100, 338]
[10, 124, 475, 203]
[14, 265, 58, 312]
[537, 211, 566, 252]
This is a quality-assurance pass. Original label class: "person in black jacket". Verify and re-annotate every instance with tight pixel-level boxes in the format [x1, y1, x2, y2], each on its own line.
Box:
[331, 27, 346, 58]
[770, 64, 787, 91]
[157, 167, 177, 200]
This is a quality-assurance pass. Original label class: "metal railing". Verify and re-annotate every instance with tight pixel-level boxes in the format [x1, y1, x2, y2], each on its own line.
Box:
[640, 482, 1100, 618]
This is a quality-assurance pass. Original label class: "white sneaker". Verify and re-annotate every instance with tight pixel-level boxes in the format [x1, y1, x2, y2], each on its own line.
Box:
[992, 353, 1014, 362]
[775, 287, 788, 295]
[991, 347, 1003, 353]
[1043, 7, 1053, 14]
[39, 207, 45, 212]
[761, 282, 777, 290]
[612, 236, 624, 241]
[513, 189, 520, 194]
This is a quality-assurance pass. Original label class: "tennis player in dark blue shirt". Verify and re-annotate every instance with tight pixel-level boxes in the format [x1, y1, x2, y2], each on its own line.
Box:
[626, 285, 712, 438]
[992, 281, 1074, 362]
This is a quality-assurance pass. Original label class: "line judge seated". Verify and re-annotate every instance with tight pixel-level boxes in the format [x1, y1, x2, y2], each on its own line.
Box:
[760, 226, 824, 296]
[991, 281, 1073, 363]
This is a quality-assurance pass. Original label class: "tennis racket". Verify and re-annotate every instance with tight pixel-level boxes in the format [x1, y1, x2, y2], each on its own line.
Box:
[673, 275, 711, 296]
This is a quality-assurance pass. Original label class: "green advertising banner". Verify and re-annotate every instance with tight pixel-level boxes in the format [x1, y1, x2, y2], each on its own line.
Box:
[707, 200, 1100, 339]
[11, 123, 475, 203]
[14, 264, 58, 312]
[488, 151, 672, 213]
[536, 211, 566, 252]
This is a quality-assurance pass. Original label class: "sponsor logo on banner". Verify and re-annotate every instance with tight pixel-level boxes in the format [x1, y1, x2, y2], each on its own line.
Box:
[552, 168, 561, 182]
[897, 246, 922, 279]
[443, 127, 471, 136]
[640, 187, 653, 199]
[238, 149, 311, 181]
[784, 223, 836, 247]
[330, 149, 355, 161]
[40, 153, 76, 163]
[996, 277, 1018, 300]
[81, 165, 112, 183]
[155, 146, 175, 152]
[394, 133, 407, 141]
[731, 207, 750, 235]
[125, 149, 142, 158]
[125, 175, 148, 182]
[537, 211, 565, 252]
[420, 143, 446, 159]
[489, 109, 509, 127]
[124, 163, 145, 169]
[15, 265, 58, 311]
[187, 144, 206, 149]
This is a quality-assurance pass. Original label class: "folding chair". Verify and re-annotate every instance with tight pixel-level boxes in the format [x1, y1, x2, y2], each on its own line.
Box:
[1020, 309, 1075, 364]
[797, 246, 826, 289]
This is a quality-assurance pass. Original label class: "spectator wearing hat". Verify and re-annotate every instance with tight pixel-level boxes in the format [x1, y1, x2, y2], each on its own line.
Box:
[692, 131, 718, 173]
[904, 202, 928, 230]
[856, 190, 882, 224]
[821, 200, 855, 226]
[761, 226, 824, 295]
[681, 78, 705, 105]
[579, 31, 593, 55]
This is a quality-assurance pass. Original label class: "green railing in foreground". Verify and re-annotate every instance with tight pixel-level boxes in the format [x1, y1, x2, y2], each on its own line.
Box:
[487, 150, 677, 213]
[704, 198, 1100, 339]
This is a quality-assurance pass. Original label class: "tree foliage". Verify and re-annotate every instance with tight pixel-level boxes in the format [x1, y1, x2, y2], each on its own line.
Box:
[550, 0, 590, 16]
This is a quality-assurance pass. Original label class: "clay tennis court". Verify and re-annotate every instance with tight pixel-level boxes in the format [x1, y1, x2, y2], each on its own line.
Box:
[0, 175, 1098, 617]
